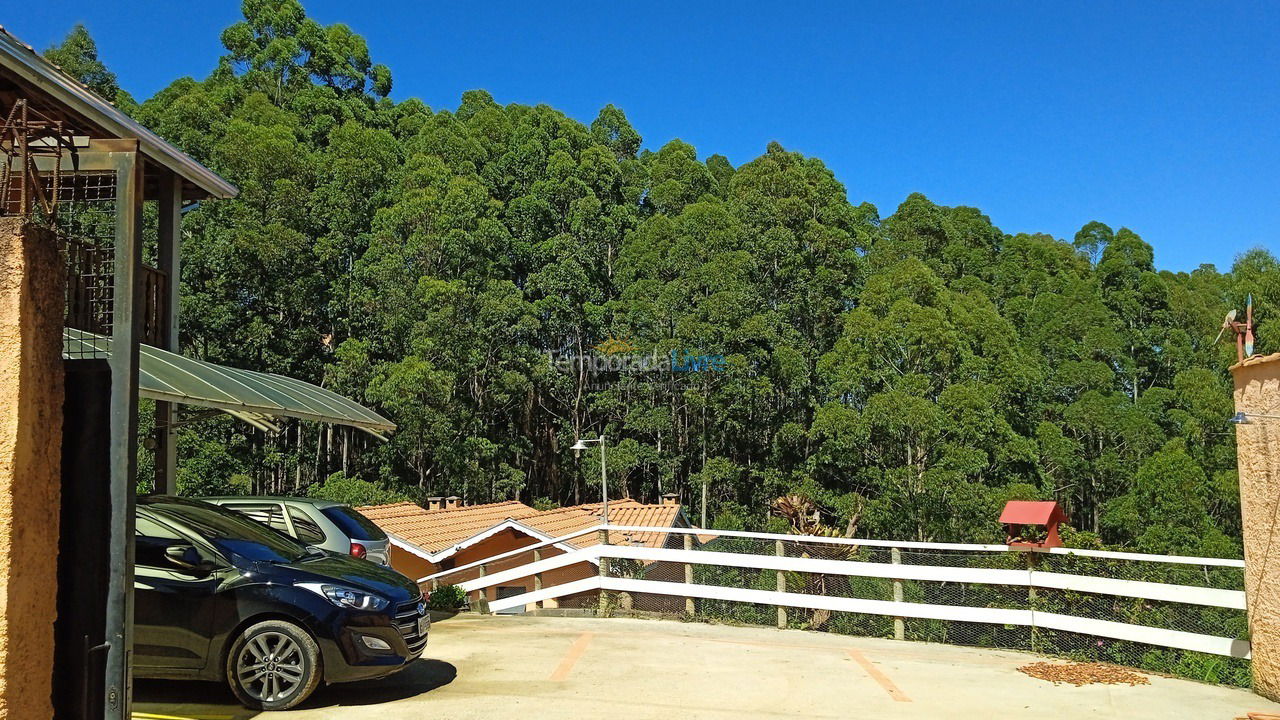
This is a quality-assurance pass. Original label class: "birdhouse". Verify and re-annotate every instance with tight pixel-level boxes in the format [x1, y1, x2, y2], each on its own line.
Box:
[999, 501, 1067, 549]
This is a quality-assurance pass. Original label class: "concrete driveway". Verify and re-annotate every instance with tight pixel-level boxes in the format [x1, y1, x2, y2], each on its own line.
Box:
[134, 614, 1280, 720]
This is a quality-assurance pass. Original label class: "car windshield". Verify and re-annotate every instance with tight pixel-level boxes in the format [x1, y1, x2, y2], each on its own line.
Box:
[145, 498, 309, 564]
[319, 506, 388, 541]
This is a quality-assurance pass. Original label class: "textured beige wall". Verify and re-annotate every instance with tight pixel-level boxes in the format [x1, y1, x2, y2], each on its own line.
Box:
[1232, 353, 1280, 701]
[0, 218, 63, 719]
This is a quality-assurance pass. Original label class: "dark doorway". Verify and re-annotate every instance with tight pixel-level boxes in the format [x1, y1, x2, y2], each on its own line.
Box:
[53, 360, 113, 719]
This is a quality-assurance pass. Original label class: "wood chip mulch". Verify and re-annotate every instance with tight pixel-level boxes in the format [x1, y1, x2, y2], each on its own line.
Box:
[1017, 661, 1151, 687]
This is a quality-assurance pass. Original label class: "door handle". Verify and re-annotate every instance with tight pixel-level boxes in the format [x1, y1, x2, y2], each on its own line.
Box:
[82, 637, 110, 719]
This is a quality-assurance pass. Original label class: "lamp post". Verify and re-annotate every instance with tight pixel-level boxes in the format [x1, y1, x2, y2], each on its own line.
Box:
[571, 434, 611, 614]
[570, 435, 608, 524]
[1230, 411, 1280, 424]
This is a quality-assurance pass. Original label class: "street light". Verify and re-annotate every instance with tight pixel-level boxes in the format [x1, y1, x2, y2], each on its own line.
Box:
[571, 435, 608, 525]
[1230, 411, 1280, 424]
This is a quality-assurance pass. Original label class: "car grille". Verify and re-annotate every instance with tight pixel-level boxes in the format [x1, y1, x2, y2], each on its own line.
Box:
[394, 599, 429, 655]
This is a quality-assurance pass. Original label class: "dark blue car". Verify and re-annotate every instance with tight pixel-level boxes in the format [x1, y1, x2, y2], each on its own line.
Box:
[133, 496, 429, 710]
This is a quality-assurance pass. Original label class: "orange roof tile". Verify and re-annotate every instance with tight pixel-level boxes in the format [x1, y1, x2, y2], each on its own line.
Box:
[522, 498, 685, 549]
[356, 497, 688, 557]
[357, 500, 539, 553]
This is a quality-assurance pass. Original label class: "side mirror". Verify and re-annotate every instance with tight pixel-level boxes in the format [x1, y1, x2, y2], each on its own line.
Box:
[164, 544, 214, 575]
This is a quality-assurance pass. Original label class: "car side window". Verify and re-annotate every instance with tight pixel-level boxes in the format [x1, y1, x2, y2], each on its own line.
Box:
[288, 507, 327, 545]
[135, 515, 186, 568]
[225, 502, 290, 535]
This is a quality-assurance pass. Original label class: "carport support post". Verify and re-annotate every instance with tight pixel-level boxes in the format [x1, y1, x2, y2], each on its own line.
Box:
[683, 533, 695, 616]
[152, 171, 181, 494]
[775, 540, 786, 629]
[104, 146, 144, 720]
[891, 548, 904, 640]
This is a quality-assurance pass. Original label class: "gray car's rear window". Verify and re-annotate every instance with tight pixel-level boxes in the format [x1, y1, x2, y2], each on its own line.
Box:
[319, 506, 388, 541]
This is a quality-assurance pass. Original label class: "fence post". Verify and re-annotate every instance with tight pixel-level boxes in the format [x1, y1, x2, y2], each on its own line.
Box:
[891, 547, 905, 640]
[775, 540, 787, 629]
[1025, 550, 1038, 652]
[476, 564, 491, 615]
[598, 528, 611, 616]
[684, 533, 696, 616]
[533, 548, 543, 614]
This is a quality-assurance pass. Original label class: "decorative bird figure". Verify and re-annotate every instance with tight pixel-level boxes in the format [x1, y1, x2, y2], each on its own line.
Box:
[1215, 297, 1257, 363]
[1213, 309, 1237, 345]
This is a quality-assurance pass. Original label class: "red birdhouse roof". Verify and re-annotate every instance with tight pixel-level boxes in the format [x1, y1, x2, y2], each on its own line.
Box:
[999, 501, 1064, 526]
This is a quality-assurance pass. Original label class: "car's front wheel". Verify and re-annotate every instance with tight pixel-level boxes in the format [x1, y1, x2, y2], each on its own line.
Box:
[226, 619, 322, 710]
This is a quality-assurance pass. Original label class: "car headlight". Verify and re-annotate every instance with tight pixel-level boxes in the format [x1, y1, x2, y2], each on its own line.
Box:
[297, 583, 389, 611]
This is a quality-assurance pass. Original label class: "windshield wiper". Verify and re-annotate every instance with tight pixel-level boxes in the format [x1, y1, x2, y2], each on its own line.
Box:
[300, 546, 328, 561]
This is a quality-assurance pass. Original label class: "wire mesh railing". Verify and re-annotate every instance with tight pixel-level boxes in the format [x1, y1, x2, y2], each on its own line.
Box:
[421, 524, 1251, 686]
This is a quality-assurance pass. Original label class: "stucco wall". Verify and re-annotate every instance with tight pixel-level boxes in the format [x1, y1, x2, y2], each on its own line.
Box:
[0, 219, 64, 718]
[1232, 353, 1280, 701]
[388, 544, 434, 582]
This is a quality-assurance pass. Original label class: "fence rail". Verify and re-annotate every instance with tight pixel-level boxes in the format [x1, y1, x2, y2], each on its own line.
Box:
[421, 524, 1251, 671]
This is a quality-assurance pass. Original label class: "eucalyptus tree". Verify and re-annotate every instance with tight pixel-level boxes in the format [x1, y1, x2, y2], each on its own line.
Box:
[48, 6, 1280, 557]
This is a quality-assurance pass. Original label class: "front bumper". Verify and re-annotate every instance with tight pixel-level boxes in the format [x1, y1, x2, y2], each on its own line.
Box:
[322, 599, 429, 683]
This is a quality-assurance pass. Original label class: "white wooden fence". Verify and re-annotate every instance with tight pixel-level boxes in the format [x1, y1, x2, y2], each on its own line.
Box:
[420, 525, 1250, 660]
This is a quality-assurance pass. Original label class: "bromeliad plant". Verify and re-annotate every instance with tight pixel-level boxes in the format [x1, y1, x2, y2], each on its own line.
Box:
[769, 494, 867, 629]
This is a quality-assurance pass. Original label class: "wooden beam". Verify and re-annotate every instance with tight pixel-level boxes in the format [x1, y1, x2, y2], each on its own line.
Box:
[152, 171, 180, 494]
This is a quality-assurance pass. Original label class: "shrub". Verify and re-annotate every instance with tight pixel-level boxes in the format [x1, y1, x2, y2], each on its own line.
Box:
[306, 472, 409, 506]
[428, 584, 466, 610]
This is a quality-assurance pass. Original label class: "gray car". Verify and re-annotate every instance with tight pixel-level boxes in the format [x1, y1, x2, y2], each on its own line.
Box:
[201, 496, 391, 566]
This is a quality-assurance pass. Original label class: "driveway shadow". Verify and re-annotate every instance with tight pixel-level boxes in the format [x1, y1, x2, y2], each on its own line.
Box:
[299, 658, 457, 708]
[134, 678, 260, 719]
[132, 659, 457, 716]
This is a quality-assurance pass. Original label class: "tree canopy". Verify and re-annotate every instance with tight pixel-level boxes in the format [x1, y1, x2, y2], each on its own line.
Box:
[47, 2, 1278, 557]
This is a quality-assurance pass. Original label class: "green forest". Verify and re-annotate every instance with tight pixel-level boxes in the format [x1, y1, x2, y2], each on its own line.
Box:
[45, 2, 1280, 557]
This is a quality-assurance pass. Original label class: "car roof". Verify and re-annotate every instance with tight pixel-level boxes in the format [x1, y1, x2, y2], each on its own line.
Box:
[198, 495, 345, 510]
[139, 494, 219, 509]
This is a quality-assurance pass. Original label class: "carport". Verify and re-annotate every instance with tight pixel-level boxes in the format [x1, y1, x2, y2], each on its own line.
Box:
[63, 328, 395, 440]
[0, 26, 392, 720]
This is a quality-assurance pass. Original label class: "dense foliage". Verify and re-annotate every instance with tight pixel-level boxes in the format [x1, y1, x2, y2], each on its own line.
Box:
[48, 3, 1279, 557]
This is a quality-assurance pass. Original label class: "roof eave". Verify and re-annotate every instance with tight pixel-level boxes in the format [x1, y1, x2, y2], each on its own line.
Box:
[424, 518, 596, 566]
[0, 27, 238, 200]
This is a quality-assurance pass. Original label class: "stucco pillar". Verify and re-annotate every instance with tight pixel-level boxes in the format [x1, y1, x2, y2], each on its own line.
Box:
[0, 218, 64, 719]
[1232, 353, 1280, 701]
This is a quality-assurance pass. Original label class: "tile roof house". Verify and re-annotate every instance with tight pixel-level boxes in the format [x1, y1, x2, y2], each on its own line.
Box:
[358, 499, 542, 558]
[357, 495, 694, 612]
[523, 499, 685, 550]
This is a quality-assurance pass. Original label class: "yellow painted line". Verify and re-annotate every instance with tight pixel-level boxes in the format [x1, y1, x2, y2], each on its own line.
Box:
[847, 648, 911, 702]
[549, 631, 595, 681]
[132, 707, 235, 712]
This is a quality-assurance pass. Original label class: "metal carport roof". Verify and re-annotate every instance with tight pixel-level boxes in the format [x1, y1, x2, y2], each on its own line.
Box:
[64, 329, 394, 438]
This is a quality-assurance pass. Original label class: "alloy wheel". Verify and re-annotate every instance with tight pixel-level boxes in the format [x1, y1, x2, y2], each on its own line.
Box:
[234, 631, 306, 703]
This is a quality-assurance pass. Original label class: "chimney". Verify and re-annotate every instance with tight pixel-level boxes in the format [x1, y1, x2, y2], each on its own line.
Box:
[426, 497, 443, 511]
[661, 493, 679, 507]
[445, 496, 461, 509]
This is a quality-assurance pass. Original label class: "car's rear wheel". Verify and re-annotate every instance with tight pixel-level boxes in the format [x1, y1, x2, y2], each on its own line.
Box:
[226, 620, 322, 710]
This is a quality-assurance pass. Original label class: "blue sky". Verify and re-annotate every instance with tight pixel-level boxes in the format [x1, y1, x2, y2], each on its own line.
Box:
[20, 1, 1279, 272]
